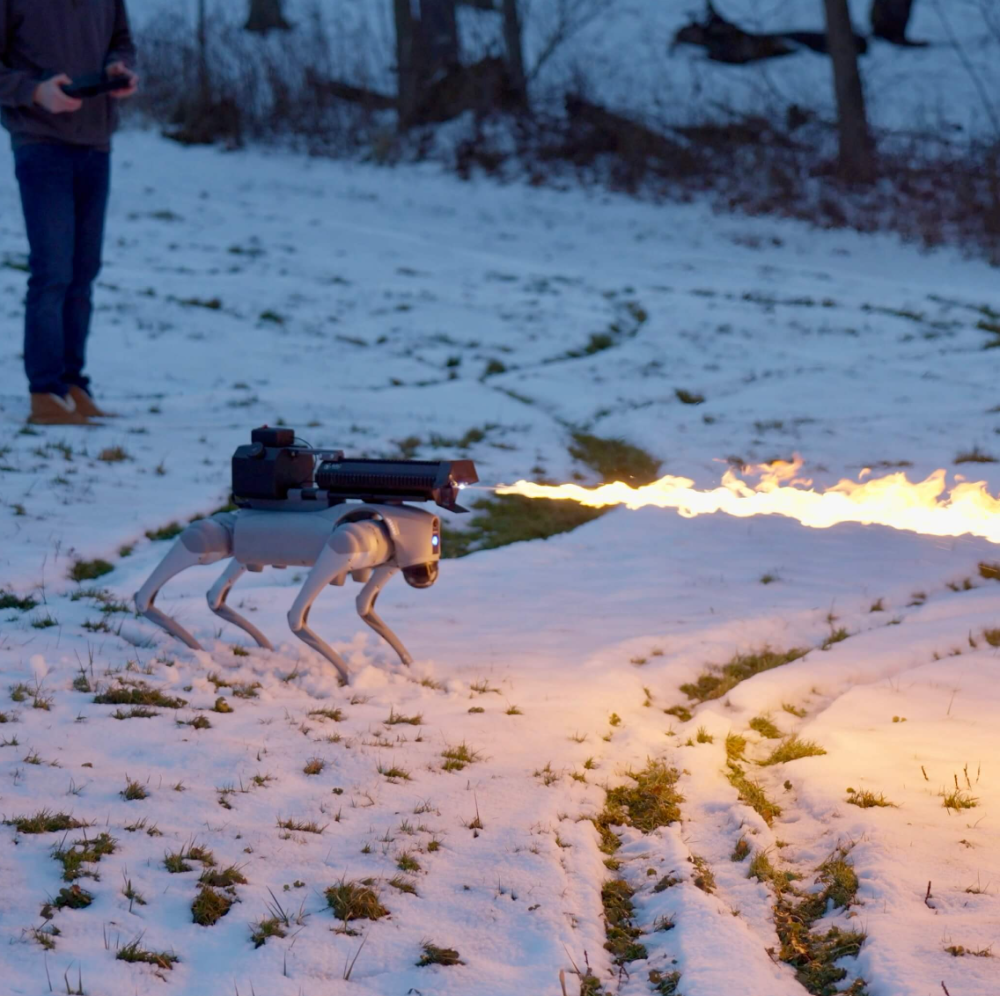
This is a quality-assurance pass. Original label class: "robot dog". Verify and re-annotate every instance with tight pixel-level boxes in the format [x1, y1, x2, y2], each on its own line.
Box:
[135, 427, 477, 683]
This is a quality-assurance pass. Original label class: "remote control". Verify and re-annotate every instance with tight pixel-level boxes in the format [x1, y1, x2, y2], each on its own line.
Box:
[60, 73, 131, 99]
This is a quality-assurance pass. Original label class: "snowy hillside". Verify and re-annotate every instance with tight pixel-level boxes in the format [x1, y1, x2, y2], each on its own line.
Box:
[126, 0, 1000, 143]
[1, 130, 999, 996]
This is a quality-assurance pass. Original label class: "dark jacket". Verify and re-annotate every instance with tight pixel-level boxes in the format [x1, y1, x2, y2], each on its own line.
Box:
[0, 0, 136, 149]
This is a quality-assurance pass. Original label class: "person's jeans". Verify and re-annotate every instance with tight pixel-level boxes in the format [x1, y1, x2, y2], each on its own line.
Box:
[14, 142, 111, 397]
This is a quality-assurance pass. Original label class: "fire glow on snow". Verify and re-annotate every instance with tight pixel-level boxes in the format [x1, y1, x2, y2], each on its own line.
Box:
[497, 459, 1000, 544]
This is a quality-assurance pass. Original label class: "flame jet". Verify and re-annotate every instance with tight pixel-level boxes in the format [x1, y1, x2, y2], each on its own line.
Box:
[497, 459, 1000, 545]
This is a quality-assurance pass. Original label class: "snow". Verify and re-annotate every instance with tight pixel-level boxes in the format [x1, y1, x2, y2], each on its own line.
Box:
[1, 127, 1000, 994]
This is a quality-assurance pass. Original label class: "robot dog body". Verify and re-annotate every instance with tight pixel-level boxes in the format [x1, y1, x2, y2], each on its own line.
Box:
[135, 428, 477, 683]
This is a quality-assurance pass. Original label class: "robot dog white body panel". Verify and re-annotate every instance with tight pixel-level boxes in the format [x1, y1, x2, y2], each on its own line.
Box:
[135, 502, 441, 683]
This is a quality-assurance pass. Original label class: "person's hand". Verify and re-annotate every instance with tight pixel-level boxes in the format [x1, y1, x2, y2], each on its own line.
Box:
[33, 75, 82, 114]
[105, 61, 139, 99]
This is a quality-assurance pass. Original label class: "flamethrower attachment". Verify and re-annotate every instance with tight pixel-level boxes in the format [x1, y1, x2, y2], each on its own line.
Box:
[135, 426, 478, 683]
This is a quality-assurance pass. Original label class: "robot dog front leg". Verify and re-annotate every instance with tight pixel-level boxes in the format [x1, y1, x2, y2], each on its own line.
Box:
[356, 564, 412, 666]
[287, 520, 392, 683]
[135, 514, 236, 650]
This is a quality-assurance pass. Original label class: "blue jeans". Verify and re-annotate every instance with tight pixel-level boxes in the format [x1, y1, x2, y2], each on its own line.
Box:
[14, 142, 111, 397]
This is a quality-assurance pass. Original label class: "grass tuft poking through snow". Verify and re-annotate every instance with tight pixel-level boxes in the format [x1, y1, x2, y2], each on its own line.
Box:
[94, 684, 186, 709]
[749, 715, 783, 739]
[54, 832, 116, 881]
[441, 741, 482, 772]
[3, 810, 90, 834]
[941, 788, 979, 811]
[725, 762, 782, 825]
[417, 941, 465, 967]
[325, 879, 389, 923]
[116, 935, 179, 971]
[386, 707, 423, 725]
[725, 732, 747, 762]
[199, 864, 247, 888]
[601, 878, 648, 964]
[68, 558, 113, 582]
[731, 837, 751, 862]
[680, 646, 808, 703]
[846, 788, 897, 809]
[774, 847, 868, 995]
[602, 760, 682, 834]
[648, 969, 684, 995]
[191, 884, 235, 926]
[761, 736, 828, 766]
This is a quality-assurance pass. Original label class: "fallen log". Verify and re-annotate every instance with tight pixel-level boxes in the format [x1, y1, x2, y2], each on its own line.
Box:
[673, 2, 869, 65]
[304, 71, 397, 111]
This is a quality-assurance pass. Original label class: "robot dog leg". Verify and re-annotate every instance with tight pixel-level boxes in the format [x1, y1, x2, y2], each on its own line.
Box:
[206, 559, 274, 651]
[135, 514, 237, 651]
[287, 520, 393, 683]
[356, 564, 412, 666]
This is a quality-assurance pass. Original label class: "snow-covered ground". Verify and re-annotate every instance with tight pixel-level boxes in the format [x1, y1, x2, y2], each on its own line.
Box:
[1, 132, 999, 996]
[129, 0, 1000, 144]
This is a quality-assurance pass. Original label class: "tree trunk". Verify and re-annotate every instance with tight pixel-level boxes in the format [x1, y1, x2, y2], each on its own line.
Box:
[245, 0, 291, 34]
[394, 0, 420, 126]
[197, 0, 209, 109]
[501, 0, 528, 108]
[419, 0, 460, 81]
[870, 0, 914, 42]
[823, 0, 875, 182]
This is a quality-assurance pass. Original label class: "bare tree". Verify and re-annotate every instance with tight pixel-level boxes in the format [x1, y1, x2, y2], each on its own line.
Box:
[197, 0, 209, 108]
[529, 0, 613, 81]
[823, 0, 875, 182]
[501, 0, 528, 107]
[870, 0, 915, 43]
[394, 0, 461, 126]
[420, 0, 460, 79]
[245, 0, 291, 34]
[394, 0, 420, 126]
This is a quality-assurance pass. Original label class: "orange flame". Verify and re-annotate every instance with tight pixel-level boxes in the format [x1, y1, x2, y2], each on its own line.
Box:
[497, 458, 1000, 544]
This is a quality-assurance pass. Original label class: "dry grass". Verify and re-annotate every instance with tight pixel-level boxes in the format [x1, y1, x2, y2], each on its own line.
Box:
[191, 885, 235, 926]
[749, 715, 783, 739]
[199, 864, 247, 888]
[726, 763, 781, 825]
[54, 832, 117, 882]
[942, 789, 979, 811]
[386, 708, 422, 726]
[774, 847, 867, 994]
[94, 685, 186, 709]
[846, 787, 897, 809]
[601, 878, 647, 965]
[441, 741, 482, 772]
[3, 810, 90, 834]
[117, 936, 178, 970]
[325, 879, 389, 922]
[417, 941, 465, 967]
[277, 817, 327, 834]
[681, 646, 808, 703]
[761, 736, 827, 766]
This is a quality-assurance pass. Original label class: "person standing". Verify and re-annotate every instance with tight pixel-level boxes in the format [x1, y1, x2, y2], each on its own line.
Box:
[0, 0, 138, 425]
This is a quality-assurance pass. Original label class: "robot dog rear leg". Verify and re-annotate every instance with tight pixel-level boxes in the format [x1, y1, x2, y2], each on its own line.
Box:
[134, 514, 235, 651]
[206, 559, 274, 651]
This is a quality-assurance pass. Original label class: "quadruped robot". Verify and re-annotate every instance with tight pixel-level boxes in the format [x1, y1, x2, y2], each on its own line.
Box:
[135, 427, 478, 683]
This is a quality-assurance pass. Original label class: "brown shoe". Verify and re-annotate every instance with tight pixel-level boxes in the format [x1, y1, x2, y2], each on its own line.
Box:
[68, 385, 118, 419]
[28, 392, 95, 426]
